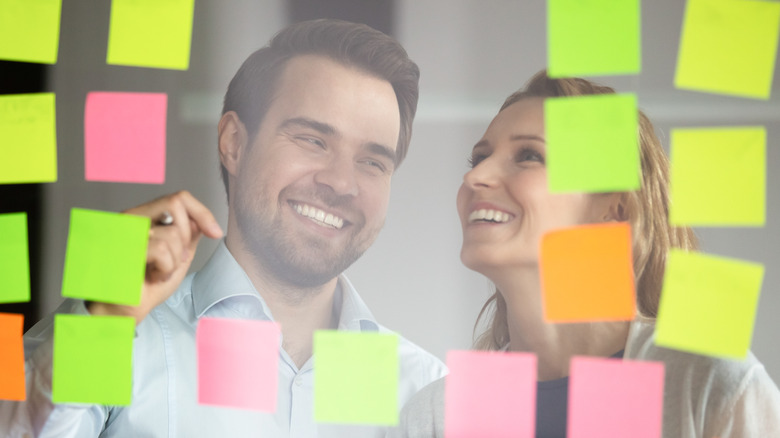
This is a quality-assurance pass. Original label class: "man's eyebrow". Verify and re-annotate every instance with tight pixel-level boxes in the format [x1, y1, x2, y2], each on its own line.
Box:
[364, 142, 397, 165]
[279, 117, 336, 135]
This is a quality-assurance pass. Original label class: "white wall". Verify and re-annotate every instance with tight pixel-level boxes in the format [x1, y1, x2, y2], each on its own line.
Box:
[41, 0, 780, 384]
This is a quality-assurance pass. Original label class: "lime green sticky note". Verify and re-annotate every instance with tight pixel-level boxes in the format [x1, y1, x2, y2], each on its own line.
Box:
[52, 314, 135, 405]
[545, 94, 640, 193]
[656, 250, 764, 359]
[0, 93, 57, 184]
[0, 0, 62, 64]
[0, 213, 30, 304]
[314, 331, 399, 425]
[62, 208, 150, 305]
[675, 0, 780, 99]
[548, 0, 641, 77]
[106, 0, 195, 70]
[670, 127, 765, 226]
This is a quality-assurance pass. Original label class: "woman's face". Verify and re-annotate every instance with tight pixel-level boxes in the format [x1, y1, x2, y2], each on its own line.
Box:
[456, 97, 616, 275]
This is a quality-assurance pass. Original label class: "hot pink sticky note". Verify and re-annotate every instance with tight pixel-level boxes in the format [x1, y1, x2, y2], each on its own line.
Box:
[568, 356, 664, 438]
[444, 350, 537, 438]
[196, 318, 280, 411]
[84, 92, 167, 184]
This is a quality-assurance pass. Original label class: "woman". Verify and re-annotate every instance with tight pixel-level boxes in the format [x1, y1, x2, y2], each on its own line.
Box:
[394, 71, 780, 437]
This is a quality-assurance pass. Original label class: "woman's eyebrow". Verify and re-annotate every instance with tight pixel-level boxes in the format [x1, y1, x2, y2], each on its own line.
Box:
[510, 134, 545, 143]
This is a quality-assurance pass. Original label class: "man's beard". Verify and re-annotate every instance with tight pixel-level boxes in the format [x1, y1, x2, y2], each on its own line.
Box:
[233, 187, 378, 289]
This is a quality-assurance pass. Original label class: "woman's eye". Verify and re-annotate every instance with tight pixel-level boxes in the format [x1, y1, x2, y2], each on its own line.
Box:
[468, 153, 487, 168]
[517, 148, 544, 164]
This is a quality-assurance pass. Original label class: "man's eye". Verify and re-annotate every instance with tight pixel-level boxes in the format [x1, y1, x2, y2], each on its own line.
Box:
[362, 159, 387, 173]
[298, 136, 325, 148]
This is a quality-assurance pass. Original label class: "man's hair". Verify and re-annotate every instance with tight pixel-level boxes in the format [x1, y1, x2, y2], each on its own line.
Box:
[220, 19, 420, 198]
[473, 70, 699, 351]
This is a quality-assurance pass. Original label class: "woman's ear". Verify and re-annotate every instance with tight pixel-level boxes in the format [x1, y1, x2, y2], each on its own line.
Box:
[603, 193, 628, 222]
[218, 111, 248, 178]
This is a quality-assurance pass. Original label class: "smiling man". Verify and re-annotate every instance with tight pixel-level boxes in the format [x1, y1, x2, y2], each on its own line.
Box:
[3, 19, 445, 438]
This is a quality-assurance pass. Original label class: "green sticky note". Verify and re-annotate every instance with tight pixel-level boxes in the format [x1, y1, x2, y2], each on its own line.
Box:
[0, 213, 30, 304]
[548, 0, 641, 77]
[52, 314, 135, 405]
[656, 250, 764, 359]
[314, 331, 399, 425]
[545, 94, 640, 193]
[106, 0, 195, 70]
[675, 0, 780, 99]
[0, 0, 62, 64]
[0, 93, 57, 184]
[62, 208, 150, 305]
[670, 127, 765, 226]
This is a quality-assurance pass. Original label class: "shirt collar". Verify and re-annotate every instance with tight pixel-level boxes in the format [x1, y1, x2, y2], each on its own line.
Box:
[192, 240, 379, 331]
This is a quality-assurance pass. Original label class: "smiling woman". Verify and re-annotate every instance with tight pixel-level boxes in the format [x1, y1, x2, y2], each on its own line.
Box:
[393, 71, 780, 438]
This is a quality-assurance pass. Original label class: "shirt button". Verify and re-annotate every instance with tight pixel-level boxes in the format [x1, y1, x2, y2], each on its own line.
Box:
[295, 377, 303, 387]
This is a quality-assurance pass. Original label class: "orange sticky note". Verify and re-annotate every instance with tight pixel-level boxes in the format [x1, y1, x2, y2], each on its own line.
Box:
[0, 313, 26, 401]
[540, 222, 635, 322]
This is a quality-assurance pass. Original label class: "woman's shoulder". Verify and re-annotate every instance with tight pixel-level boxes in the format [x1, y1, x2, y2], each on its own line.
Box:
[392, 377, 447, 438]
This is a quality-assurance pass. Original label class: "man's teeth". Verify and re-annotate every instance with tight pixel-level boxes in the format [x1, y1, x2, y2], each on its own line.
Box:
[293, 203, 345, 229]
[469, 209, 510, 223]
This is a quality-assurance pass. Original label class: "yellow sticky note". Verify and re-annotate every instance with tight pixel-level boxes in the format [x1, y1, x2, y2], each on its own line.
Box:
[0, 93, 58, 184]
[675, 0, 780, 99]
[0, 0, 62, 64]
[670, 127, 765, 226]
[106, 0, 195, 70]
[656, 250, 764, 359]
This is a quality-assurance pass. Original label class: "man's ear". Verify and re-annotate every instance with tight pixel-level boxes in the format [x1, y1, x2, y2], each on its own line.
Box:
[218, 111, 248, 178]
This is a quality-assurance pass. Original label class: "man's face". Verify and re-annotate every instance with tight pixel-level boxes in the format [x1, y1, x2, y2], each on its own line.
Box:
[231, 55, 401, 287]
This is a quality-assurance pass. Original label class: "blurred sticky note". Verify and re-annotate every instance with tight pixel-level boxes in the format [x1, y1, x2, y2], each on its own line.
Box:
[52, 314, 135, 405]
[0, 93, 57, 184]
[675, 0, 780, 99]
[62, 208, 150, 305]
[85, 92, 167, 184]
[541, 222, 635, 322]
[670, 126, 765, 226]
[656, 249, 764, 359]
[197, 318, 280, 411]
[568, 356, 664, 438]
[0, 0, 62, 64]
[444, 350, 537, 438]
[0, 313, 26, 401]
[106, 0, 195, 70]
[548, 0, 641, 77]
[545, 94, 640, 193]
[0, 213, 30, 303]
[314, 331, 398, 425]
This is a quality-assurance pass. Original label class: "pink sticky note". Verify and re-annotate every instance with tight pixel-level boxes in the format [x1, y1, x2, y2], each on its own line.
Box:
[84, 92, 167, 184]
[568, 356, 664, 438]
[444, 350, 537, 438]
[196, 318, 280, 411]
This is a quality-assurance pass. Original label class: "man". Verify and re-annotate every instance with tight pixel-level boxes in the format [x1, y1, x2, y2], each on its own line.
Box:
[2, 19, 445, 437]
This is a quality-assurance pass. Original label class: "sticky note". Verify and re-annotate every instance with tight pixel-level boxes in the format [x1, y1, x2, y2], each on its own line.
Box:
[85, 92, 167, 184]
[106, 0, 195, 70]
[568, 356, 664, 438]
[197, 318, 280, 411]
[547, 0, 641, 77]
[0, 313, 26, 401]
[0, 0, 62, 64]
[670, 126, 765, 226]
[62, 208, 150, 305]
[541, 222, 635, 322]
[0, 213, 30, 303]
[675, 0, 780, 99]
[545, 94, 640, 193]
[0, 93, 57, 184]
[656, 250, 764, 359]
[314, 331, 398, 425]
[52, 314, 135, 405]
[444, 350, 536, 438]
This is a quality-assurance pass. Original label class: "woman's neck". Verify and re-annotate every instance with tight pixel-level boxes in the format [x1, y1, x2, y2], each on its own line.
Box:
[492, 267, 630, 381]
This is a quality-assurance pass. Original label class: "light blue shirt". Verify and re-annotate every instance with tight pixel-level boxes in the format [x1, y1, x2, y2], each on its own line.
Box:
[2, 242, 446, 438]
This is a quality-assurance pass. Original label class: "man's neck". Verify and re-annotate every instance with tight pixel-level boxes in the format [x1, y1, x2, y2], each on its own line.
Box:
[225, 238, 341, 369]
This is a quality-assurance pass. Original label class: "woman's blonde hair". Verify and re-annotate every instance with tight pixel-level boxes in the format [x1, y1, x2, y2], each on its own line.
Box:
[473, 71, 699, 351]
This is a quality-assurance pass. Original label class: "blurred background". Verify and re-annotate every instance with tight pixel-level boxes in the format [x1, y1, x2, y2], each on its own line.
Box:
[2, 0, 779, 383]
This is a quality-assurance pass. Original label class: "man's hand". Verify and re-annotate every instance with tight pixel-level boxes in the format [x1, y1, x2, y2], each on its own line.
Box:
[87, 191, 223, 323]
